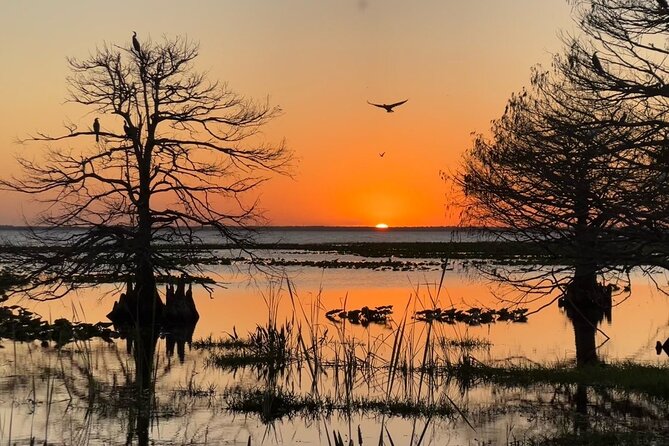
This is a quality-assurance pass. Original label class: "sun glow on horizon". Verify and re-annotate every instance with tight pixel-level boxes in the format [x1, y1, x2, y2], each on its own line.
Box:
[375, 223, 389, 229]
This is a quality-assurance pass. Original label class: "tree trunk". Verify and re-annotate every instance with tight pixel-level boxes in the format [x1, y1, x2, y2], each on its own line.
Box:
[134, 162, 163, 326]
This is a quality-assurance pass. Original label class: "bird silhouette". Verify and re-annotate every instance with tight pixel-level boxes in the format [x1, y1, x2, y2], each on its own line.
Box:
[132, 31, 141, 54]
[656, 338, 669, 356]
[123, 122, 136, 139]
[379, 152, 385, 158]
[592, 52, 605, 75]
[368, 99, 408, 113]
[93, 118, 100, 142]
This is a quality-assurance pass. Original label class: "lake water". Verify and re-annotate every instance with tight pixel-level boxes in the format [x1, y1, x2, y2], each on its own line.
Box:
[0, 226, 499, 245]
[1, 227, 668, 445]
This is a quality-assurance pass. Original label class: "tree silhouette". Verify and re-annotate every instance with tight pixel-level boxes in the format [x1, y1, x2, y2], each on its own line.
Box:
[560, 0, 669, 252]
[460, 65, 644, 274]
[456, 64, 650, 364]
[5, 35, 290, 322]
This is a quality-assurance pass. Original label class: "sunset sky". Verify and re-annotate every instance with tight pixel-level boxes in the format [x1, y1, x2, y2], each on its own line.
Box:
[0, 1, 574, 227]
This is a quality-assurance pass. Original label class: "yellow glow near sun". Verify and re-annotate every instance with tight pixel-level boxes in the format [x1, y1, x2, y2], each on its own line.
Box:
[375, 223, 389, 229]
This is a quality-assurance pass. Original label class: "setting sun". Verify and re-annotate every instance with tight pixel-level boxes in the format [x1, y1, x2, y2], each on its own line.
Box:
[375, 223, 389, 229]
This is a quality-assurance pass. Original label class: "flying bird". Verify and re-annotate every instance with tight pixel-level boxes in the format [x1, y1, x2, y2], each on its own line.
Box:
[592, 52, 605, 75]
[367, 99, 408, 113]
[93, 118, 100, 142]
[132, 31, 141, 53]
[379, 152, 385, 158]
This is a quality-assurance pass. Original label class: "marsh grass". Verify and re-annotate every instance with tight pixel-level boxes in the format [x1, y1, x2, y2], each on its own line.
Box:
[199, 274, 669, 446]
[191, 335, 251, 350]
[173, 368, 216, 398]
[205, 322, 293, 372]
[519, 431, 666, 445]
[452, 360, 669, 398]
[223, 386, 455, 421]
[441, 336, 492, 349]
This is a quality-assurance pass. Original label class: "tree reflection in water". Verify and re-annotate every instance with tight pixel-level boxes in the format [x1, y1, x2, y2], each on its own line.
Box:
[558, 272, 612, 367]
[114, 319, 198, 446]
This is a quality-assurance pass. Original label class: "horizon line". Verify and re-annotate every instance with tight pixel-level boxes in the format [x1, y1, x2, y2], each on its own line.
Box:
[0, 224, 494, 231]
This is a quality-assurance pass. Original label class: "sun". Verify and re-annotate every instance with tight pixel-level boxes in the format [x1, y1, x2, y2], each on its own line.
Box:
[375, 223, 389, 229]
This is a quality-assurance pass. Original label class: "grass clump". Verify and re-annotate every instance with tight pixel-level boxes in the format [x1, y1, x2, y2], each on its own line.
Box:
[454, 360, 669, 398]
[191, 334, 250, 350]
[204, 323, 293, 370]
[521, 431, 666, 445]
[223, 386, 456, 421]
[224, 387, 320, 422]
[440, 336, 492, 350]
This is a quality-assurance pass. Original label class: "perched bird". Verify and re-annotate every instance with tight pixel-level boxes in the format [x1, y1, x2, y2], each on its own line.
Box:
[367, 99, 408, 113]
[657, 338, 669, 356]
[592, 52, 605, 75]
[93, 118, 100, 142]
[379, 152, 385, 158]
[123, 122, 136, 139]
[132, 31, 141, 53]
[618, 112, 627, 124]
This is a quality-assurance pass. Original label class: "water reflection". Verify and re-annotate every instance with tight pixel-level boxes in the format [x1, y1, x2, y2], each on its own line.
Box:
[1, 316, 668, 444]
[558, 274, 612, 366]
[106, 279, 200, 445]
[3, 259, 669, 444]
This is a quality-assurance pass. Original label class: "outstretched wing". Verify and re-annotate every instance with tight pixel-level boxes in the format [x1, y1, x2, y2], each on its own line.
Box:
[388, 99, 408, 108]
[367, 100, 386, 109]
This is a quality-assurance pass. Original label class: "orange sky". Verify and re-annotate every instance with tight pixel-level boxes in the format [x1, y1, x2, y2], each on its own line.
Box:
[0, 1, 574, 227]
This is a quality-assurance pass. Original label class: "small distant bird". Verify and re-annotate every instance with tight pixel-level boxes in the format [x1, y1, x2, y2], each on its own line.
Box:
[618, 112, 627, 124]
[659, 0, 669, 11]
[592, 52, 605, 75]
[93, 118, 100, 142]
[367, 99, 408, 113]
[379, 152, 385, 158]
[132, 31, 141, 53]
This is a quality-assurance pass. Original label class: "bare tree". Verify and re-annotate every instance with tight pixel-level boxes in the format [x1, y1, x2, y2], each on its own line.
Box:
[459, 64, 644, 275]
[4, 34, 290, 323]
[560, 0, 669, 244]
[456, 64, 650, 364]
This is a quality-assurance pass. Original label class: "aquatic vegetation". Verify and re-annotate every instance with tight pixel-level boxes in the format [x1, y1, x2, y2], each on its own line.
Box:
[256, 257, 440, 271]
[326, 305, 393, 325]
[206, 323, 293, 371]
[0, 305, 118, 345]
[521, 431, 667, 445]
[191, 334, 251, 350]
[440, 336, 492, 350]
[451, 360, 669, 398]
[223, 386, 456, 421]
[414, 306, 529, 325]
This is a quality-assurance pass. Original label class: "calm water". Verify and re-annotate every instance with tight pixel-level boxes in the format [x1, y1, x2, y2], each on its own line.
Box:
[0, 226, 500, 245]
[1, 227, 668, 445]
